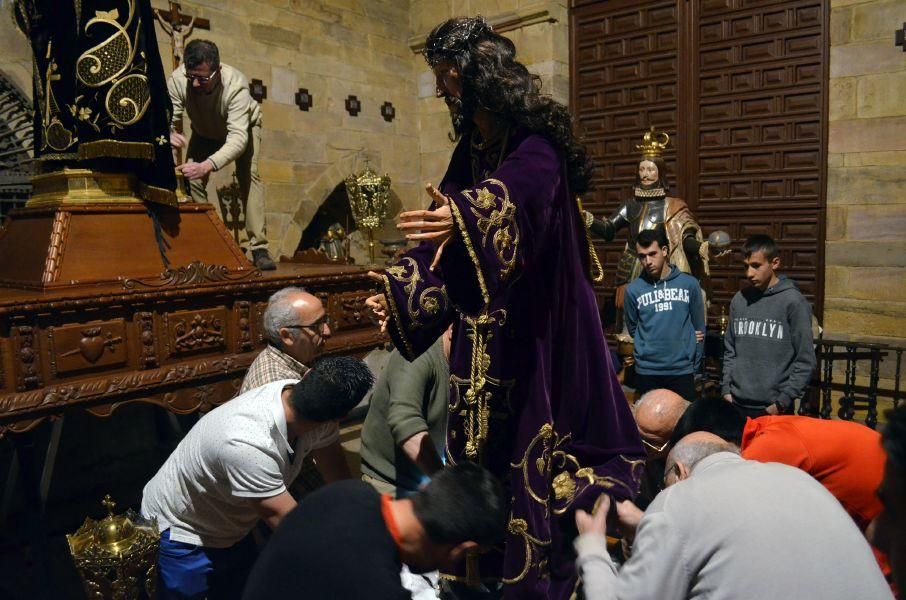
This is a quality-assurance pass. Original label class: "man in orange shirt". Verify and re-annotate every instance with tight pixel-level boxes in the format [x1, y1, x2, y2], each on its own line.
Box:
[666, 398, 889, 579]
[671, 399, 883, 528]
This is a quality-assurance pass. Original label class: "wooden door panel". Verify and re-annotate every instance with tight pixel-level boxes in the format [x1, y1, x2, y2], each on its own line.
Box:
[571, 0, 827, 321]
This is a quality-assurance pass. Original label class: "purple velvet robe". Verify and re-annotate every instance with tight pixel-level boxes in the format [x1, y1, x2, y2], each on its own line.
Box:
[380, 129, 644, 599]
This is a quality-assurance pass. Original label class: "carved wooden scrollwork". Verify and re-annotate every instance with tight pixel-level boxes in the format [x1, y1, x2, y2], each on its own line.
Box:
[122, 261, 261, 290]
[164, 308, 227, 357]
[48, 320, 127, 376]
[136, 311, 157, 369]
[12, 325, 41, 391]
[174, 314, 224, 353]
[236, 301, 253, 352]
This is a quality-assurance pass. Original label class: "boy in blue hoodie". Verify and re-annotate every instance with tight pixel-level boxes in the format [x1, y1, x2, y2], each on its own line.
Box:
[624, 227, 705, 401]
[722, 235, 816, 417]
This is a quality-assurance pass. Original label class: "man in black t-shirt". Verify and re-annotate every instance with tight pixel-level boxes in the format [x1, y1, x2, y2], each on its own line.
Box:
[241, 463, 506, 599]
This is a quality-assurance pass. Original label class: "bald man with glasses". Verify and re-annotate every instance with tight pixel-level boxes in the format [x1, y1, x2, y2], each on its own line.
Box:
[242, 287, 332, 394]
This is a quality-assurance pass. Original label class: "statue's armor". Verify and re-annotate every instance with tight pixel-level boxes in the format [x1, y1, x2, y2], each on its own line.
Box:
[612, 195, 668, 285]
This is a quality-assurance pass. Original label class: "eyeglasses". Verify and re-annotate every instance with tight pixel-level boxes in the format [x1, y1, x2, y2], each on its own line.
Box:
[662, 463, 680, 488]
[285, 314, 331, 333]
[640, 436, 670, 454]
[186, 68, 219, 85]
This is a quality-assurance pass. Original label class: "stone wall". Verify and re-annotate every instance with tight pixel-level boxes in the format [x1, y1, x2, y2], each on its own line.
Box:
[161, 1, 420, 261]
[409, 1, 570, 198]
[0, 15, 31, 95]
[826, 0, 906, 399]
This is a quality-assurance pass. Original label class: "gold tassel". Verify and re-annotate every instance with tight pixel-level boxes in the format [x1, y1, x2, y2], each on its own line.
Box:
[576, 197, 604, 283]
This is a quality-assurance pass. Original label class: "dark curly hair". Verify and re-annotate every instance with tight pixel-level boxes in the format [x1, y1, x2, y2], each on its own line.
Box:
[425, 17, 594, 194]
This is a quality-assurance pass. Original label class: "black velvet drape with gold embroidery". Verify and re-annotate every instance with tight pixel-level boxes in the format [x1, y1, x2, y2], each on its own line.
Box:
[15, 0, 177, 205]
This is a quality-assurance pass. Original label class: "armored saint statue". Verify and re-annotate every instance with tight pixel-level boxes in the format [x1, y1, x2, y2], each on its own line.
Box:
[587, 128, 724, 293]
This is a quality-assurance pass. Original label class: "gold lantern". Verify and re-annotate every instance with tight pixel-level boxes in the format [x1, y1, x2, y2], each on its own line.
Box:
[345, 166, 391, 264]
[67, 495, 159, 599]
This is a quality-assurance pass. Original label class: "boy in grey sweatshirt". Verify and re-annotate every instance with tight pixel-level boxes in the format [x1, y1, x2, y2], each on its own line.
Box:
[722, 235, 816, 416]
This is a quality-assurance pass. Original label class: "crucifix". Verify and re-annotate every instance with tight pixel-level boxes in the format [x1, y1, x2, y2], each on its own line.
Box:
[153, 2, 210, 174]
[152, 2, 210, 70]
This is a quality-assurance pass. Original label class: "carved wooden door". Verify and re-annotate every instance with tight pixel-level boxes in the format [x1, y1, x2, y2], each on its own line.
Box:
[570, 0, 827, 323]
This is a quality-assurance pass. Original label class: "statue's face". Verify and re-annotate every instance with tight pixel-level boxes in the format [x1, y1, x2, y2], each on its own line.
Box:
[433, 60, 472, 134]
[638, 160, 659, 186]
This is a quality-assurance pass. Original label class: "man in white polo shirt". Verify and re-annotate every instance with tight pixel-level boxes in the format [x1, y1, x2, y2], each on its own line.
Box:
[141, 356, 373, 600]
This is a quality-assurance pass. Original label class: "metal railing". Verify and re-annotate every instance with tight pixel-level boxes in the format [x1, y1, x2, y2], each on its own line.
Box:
[803, 338, 904, 429]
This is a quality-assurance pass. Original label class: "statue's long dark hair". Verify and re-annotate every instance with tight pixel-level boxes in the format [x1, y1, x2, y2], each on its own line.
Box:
[425, 17, 594, 195]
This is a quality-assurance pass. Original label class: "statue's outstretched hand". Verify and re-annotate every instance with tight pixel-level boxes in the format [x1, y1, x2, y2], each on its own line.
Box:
[398, 183, 455, 271]
[365, 271, 389, 333]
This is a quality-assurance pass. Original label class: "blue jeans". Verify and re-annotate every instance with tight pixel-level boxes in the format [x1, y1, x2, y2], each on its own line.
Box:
[157, 529, 257, 599]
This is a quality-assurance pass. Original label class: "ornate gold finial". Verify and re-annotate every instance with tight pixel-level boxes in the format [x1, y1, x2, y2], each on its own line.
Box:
[635, 126, 670, 159]
[345, 165, 391, 264]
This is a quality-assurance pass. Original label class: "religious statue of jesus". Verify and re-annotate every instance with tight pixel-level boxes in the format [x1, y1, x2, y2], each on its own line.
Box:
[367, 16, 645, 600]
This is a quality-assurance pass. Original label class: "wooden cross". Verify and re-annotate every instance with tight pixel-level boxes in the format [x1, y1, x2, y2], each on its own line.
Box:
[153, 2, 210, 168]
[153, 1, 210, 70]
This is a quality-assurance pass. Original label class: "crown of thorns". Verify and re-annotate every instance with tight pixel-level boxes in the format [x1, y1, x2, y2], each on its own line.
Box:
[424, 17, 493, 66]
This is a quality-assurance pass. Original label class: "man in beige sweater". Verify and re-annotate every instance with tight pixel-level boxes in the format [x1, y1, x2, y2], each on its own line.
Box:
[168, 39, 275, 270]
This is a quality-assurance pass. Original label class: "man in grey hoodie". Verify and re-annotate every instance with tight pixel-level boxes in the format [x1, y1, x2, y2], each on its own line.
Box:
[721, 235, 816, 416]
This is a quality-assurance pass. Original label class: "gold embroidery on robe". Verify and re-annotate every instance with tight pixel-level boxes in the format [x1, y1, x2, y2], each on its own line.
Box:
[384, 257, 447, 329]
[76, 0, 153, 129]
[77, 2, 138, 87]
[549, 452, 646, 515]
[448, 199, 490, 307]
[510, 423, 558, 516]
[461, 179, 519, 280]
[42, 44, 77, 152]
[501, 517, 551, 585]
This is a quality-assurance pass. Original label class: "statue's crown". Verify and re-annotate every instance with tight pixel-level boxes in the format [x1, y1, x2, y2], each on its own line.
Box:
[636, 126, 670, 159]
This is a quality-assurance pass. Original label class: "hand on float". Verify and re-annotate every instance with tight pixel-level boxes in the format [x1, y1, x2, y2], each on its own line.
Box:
[575, 494, 611, 537]
[397, 183, 455, 271]
[169, 130, 187, 149]
[177, 159, 214, 181]
[365, 271, 389, 333]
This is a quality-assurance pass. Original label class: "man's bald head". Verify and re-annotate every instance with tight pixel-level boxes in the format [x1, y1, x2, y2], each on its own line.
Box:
[663, 432, 738, 486]
[262, 287, 331, 364]
[634, 389, 689, 454]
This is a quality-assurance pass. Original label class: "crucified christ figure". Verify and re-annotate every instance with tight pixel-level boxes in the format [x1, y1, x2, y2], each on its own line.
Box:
[154, 12, 196, 67]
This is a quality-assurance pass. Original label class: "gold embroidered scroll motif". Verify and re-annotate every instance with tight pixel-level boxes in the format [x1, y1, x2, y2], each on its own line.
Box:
[462, 179, 519, 281]
[77, 3, 138, 87]
[511, 423, 577, 518]
[501, 517, 551, 585]
[384, 257, 447, 330]
[550, 453, 646, 515]
[76, 0, 152, 128]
